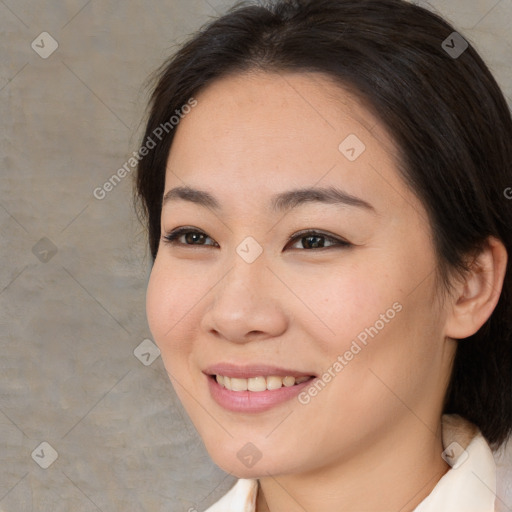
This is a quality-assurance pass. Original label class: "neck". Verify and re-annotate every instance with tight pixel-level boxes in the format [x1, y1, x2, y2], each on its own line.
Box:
[256, 417, 450, 512]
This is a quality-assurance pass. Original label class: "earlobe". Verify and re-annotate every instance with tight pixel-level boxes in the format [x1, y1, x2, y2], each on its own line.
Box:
[444, 236, 508, 340]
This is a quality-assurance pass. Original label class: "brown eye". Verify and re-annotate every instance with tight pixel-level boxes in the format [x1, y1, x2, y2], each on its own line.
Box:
[163, 228, 218, 247]
[162, 227, 350, 251]
[285, 230, 352, 250]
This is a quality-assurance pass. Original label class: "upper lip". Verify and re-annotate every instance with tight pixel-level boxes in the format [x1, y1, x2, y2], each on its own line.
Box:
[203, 363, 316, 379]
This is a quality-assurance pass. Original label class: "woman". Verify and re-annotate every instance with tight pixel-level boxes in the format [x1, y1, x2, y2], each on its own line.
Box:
[135, 0, 512, 510]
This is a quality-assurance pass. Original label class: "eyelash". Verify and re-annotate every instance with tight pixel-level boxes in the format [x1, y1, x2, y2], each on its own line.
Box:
[162, 227, 352, 251]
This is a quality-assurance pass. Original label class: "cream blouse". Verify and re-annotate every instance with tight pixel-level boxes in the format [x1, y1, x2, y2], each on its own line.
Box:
[204, 414, 498, 512]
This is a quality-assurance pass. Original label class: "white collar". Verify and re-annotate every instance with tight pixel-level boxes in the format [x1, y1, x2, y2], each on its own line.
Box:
[413, 415, 497, 511]
[204, 414, 497, 512]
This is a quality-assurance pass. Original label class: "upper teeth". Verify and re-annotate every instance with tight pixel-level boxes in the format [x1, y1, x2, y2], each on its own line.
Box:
[216, 374, 310, 391]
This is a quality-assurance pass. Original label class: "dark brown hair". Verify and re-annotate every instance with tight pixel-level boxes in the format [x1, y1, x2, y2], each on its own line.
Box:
[136, 0, 512, 446]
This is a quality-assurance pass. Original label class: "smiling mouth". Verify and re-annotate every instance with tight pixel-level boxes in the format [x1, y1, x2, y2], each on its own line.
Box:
[210, 374, 314, 392]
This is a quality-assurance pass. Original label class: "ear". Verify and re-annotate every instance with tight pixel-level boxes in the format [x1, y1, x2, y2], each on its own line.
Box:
[444, 236, 508, 339]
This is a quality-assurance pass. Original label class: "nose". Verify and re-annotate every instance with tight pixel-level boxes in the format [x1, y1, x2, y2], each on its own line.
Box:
[200, 251, 289, 344]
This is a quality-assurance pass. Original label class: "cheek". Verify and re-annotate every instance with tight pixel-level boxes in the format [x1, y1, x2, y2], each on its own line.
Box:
[146, 258, 199, 359]
[146, 261, 170, 344]
[302, 252, 437, 380]
[288, 261, 392, 351]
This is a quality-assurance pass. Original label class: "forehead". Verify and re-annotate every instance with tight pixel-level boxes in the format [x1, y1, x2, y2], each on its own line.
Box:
[164, 70, 415, 216]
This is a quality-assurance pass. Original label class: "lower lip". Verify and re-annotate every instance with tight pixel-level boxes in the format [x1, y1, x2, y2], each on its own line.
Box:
[206, 375, 315, 413]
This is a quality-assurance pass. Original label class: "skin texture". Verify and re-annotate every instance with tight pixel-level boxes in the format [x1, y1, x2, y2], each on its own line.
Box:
[146, 71, 507, 511]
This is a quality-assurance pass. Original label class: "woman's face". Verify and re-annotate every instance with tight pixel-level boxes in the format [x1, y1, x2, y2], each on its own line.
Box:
[146, 71, 456, 477]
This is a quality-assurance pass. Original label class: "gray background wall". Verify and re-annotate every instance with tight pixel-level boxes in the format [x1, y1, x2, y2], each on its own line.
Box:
[1, 1, 511, 511]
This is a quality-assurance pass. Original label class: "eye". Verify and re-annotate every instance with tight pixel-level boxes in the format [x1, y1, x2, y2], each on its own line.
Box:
[162, 227, 351, 250]
[162, 227, 219, 247]
[284, 230, 352, 250]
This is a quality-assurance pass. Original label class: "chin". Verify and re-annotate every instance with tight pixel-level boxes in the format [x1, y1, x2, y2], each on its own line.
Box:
[205, 442, 301, 480]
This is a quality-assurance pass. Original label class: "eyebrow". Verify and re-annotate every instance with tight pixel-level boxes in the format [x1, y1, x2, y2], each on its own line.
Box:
[162, 185, 376, 214]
